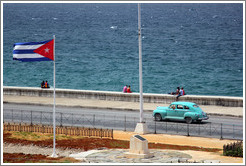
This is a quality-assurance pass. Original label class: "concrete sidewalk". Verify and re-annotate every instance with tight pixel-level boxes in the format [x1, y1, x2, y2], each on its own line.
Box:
[3, 95, 243, 117]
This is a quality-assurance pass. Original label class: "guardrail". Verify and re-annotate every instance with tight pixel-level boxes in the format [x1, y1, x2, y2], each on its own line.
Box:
[3, 86, 243, 107]
[3, 122, 113, 139]
[150, 120, 243, 140]
[3, 109, 243, 140]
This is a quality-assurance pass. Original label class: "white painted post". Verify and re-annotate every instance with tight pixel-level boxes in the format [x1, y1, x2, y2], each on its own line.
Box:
[134, 4, 148, 135]
[51, 35, 57, 158]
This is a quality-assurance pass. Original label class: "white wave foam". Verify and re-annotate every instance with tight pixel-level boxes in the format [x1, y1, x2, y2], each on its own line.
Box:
[110, 26, 117, 29]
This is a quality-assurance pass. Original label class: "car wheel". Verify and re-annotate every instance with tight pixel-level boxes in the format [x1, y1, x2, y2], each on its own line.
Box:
[185, 117, 192, 124]
[154, 114, 162, 121]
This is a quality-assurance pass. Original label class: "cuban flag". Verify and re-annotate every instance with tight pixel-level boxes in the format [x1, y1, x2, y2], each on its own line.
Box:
[13, 39, 54, 62]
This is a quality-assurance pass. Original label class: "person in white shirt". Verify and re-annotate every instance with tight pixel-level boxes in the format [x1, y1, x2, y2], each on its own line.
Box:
[176, 87, 185, 100]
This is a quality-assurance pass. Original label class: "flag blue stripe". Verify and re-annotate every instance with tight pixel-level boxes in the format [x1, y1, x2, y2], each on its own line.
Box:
[13, 39, 53, 62]
[13, 57, 52, 62]
[13, 50, 35, 54]
[13, 39, 52, 47]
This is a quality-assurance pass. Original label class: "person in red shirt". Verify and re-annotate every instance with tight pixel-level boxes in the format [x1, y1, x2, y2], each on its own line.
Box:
[44, 80, 50, 88]
[127, 86, 132, 93]
[181, 87, 185, 95]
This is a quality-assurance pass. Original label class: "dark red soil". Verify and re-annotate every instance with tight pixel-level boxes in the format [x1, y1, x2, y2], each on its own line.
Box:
[3, 153, 79, 163]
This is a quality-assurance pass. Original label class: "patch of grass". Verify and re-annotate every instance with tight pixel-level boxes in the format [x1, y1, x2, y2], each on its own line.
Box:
[6, 131, 85, 141]
[10, 131, 52, 141]
[10, 131, 38, 140]
[109, 141, 128, 149]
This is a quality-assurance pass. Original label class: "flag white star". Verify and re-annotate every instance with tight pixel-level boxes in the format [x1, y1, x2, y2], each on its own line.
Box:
[44, 48, 50, 53]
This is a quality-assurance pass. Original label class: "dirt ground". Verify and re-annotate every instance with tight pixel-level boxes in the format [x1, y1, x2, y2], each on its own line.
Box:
[3, 153, 80, 163]
[113, 130, 238, 149]
[3, 132, 220, 152]
[3, 131, 243, 163]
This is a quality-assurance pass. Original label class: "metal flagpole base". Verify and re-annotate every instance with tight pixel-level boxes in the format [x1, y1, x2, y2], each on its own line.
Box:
[50, 153, 58, 158]
[134, 122, 149, 135]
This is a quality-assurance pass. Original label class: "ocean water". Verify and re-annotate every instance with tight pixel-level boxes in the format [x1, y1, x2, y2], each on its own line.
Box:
[3, 3, 243, 97]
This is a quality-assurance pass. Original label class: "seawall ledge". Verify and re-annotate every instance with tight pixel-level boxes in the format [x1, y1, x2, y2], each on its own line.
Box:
[3, 86, 243, 107]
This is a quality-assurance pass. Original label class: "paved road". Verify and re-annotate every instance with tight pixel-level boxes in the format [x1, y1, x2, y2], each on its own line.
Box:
[3, 103, 243, 140]
[3, 103, 243, 125]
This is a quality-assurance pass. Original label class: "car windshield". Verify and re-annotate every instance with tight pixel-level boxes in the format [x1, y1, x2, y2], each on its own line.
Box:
[193, 104, 199, 108]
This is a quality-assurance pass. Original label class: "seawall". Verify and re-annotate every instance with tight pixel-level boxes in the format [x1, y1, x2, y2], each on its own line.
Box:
[3, 86, 243, 107]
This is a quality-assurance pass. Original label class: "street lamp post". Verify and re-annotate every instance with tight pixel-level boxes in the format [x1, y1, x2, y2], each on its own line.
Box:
[134, 3, 148, 135]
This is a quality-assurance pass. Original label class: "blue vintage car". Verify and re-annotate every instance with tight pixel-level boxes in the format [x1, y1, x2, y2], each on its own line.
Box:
[153, 102, 209, 123]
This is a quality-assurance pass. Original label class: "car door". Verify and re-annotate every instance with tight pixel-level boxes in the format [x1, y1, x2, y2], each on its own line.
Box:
[175, 104, 186, 117]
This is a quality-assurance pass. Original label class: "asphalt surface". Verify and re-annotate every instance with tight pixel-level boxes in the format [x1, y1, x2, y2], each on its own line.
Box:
[3, 95, 243, 117]
[3, 103, 243, 125]
[3, 103, 243, 140]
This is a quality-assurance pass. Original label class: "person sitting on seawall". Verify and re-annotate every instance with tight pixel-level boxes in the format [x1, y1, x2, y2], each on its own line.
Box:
[127, 85, 132, 93]
[169, 87, 180, 95]
[44, 80, 50, 88]
[41, 80, 45, 88]
[181, 87, 185, 95]
[123, 85, 128, 93]
[176, 87, 185, 100]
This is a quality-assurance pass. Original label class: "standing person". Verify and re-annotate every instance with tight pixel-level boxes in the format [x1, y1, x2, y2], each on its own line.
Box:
[123, 85, 127, 93]
[127, 85, 132, 93]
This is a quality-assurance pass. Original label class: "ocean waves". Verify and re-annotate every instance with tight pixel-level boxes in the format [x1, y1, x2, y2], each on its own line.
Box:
[3, 3, 243, 97]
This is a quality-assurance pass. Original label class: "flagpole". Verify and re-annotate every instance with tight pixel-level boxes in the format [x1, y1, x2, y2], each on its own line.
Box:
[138, 3, 143, 123]
[51, 35, 57, 157]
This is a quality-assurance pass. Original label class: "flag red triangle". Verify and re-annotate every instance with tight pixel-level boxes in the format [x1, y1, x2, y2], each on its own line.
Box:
[34, 39, 54, 60]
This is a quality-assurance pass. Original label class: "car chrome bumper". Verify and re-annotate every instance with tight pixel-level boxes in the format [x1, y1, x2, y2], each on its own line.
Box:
[198, 116, 209, 120]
